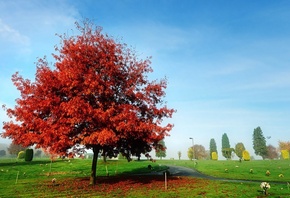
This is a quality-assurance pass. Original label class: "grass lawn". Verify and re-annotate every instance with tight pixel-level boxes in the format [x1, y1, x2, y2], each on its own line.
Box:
[1, 158, 290, 197]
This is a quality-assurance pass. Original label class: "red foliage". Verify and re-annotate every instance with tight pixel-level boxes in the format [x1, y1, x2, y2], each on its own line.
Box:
[2, 20, 175, 184]
[41, 176, 204, 197]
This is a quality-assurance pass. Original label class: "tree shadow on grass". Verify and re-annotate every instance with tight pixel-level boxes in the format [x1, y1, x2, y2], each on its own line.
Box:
[120, 162, 168, 175]
[0, 159, 60, 167]
[80, 174, 178, 185]
[88, 164, 171, 186]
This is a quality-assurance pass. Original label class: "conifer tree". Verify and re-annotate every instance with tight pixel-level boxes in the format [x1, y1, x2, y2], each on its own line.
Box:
[209, 138, 217, 159]
[252, 126, 267, 159]
[221, 133, 233, 159]
[178, 151, 181, 160]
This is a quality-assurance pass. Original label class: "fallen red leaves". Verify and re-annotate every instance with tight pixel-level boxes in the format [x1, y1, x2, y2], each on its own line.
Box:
[41, 175, 209, 197]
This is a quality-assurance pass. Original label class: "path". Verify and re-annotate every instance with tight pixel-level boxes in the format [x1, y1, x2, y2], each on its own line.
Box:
[164, 165, 286, 184]
[166, 165, 238, 182]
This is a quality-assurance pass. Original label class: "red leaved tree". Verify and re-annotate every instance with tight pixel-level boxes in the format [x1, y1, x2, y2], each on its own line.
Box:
[2, 21, 175, 185]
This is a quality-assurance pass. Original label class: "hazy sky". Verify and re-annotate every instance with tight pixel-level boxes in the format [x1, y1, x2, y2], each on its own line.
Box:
[1, 0, 290, 159]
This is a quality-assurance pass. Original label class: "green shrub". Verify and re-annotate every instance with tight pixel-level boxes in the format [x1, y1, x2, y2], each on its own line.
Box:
[0, 150, 6, 157]
[18, 151, 25, 159]
[25, 149, 34, 161]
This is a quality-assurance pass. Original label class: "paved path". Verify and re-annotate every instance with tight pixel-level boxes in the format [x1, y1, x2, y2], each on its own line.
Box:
[166, 165, 236, 182]
[164, 165, 286, 184]
[167, 165, 217, 179]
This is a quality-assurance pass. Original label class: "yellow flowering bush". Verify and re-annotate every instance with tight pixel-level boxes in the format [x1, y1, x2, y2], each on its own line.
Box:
[242, 150, 250, 161]
[281, 150, 289, 159]
[17, 151, 25, 159]
[211, 152, 218, 160]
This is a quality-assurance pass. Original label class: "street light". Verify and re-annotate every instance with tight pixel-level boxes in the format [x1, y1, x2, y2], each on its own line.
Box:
[189, 137, 194, 160]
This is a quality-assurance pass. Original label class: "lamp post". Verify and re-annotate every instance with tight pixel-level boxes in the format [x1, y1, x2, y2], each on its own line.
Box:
[189, 137, 194, 160]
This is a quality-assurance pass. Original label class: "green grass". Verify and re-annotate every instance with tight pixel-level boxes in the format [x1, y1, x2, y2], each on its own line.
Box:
[0, 158, 166, 197]
[1, 158, 290, 197]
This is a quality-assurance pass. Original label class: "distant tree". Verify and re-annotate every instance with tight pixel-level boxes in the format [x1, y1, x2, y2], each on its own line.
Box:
[223, 148, 234, 159]
[0, 143, 8, 151]
[235, 142, 245, 160]
[187, 147, 193, 160]
[193, 144, 207, 160]
[205, 150, 210, 160]
[34, 150, 42, 157]
[7, 143, 26, 156]
[252, 127, 267, 159]
[266, 144, 278, 159]
[155, 139, 166, 159]
[278, 141, 290, 152]
[209, 138, 217, 159]
[0, 150, 6, 157]
[221, 133, 232, 159]
[178, 151, 181, 160]
[279, 141, 290, 160]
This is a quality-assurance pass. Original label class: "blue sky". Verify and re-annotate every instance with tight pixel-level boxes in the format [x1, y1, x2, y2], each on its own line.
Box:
[1, 0, 290, 159]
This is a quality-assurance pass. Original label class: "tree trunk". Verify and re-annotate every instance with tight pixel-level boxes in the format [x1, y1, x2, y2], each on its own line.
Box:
[90, 146, 99, 185]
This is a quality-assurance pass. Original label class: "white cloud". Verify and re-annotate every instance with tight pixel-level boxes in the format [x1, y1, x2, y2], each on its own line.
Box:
[0, 0, 80, 57]
[0, 19, 30, 46]
[0, 19, 31, 55]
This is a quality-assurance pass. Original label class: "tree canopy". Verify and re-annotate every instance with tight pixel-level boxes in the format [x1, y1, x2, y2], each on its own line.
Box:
[155, 139, 166, 159]
[2, 21, 175, 185]
[187, 147, 194, 161]
[193, 144, 207, 160]
[235, 142, 245, 160]
[178, 151, 181, 160]
[278, 141, 290, 152]
[252, 126, 267, 159]
[266, 144, 278, 159]
[7, 143, 26, 156]
[221, 133, 232, 159]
